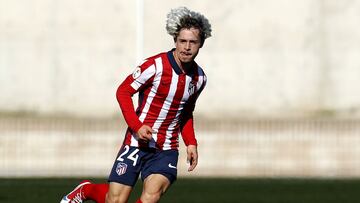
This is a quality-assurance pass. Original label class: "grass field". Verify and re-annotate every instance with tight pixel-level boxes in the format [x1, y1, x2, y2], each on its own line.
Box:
[1, 178, 360, 203]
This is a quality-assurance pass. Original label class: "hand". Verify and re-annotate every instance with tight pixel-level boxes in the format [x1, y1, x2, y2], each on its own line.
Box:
[136, 125, 153, 142]
[186, 145, 198, 172]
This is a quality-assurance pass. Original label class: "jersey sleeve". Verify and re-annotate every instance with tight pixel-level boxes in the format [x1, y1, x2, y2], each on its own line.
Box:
[180, 103, 197, 146]
[180, 74, 207, 146]
[116, 61, 156, 132]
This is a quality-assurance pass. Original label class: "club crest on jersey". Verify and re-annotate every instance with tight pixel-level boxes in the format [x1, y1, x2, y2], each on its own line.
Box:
[116, 162, 127, 176]
[132, 67, 141, 79]
[188, 81, 196, 95]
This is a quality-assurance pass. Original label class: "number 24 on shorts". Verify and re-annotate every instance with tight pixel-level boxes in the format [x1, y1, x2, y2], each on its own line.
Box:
[117, 145, 139, 166]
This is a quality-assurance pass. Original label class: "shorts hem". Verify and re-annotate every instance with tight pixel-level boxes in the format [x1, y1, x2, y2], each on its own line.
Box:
[141, 172, 177, 184]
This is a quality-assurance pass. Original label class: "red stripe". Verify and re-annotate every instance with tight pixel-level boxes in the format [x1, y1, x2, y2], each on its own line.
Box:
[137, 77, 154, 148]
[121, 52, 204, 150]
[156, 71, 186, 149]
[170, 69, 200, 150]
[123, 60, 155, 147]
[143, 59, 171, 125]
[137, 57, 171, 148]
[123, 129, 132, 146]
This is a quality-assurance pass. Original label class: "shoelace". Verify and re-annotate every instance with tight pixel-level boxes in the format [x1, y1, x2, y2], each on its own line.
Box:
[70, 193, 83, 203]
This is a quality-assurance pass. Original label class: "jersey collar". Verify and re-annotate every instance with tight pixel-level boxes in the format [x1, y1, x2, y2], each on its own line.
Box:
[167, 49, 196, 76]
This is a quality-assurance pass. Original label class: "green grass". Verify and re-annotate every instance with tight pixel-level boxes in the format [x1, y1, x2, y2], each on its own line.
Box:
[1, 178, 360, 203]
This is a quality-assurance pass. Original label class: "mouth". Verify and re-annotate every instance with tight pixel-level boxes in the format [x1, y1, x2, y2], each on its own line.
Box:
[181, 52, 192, 57]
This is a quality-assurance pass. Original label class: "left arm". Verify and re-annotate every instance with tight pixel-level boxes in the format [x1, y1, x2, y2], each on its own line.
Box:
[181, 70, 207, 171]
[181, 104, 198, 171]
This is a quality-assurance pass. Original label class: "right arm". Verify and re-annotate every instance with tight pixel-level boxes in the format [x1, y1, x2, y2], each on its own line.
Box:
[116, 75, 143, 132]
[116, 64, 156, 140]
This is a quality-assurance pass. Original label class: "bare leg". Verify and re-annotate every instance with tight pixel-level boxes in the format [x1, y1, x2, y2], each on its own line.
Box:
[140, 174, 171, 203]
[105, 182, 133, 203]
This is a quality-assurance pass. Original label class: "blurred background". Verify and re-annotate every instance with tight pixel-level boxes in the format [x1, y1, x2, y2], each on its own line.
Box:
[1, 0, 360, 178]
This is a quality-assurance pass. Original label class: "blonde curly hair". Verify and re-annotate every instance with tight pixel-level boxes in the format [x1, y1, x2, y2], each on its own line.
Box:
[166, 7, 212, 46]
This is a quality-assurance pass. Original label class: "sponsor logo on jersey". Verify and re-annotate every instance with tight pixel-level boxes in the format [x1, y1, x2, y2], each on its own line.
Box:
[116, 162, 128, 176]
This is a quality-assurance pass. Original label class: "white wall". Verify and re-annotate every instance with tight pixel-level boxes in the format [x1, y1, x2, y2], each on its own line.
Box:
[1, 0, 360, 118]
[1, 118, 359, 177]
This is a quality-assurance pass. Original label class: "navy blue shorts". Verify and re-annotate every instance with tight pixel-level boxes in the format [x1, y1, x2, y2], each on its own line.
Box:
[108, 145, 179, 187]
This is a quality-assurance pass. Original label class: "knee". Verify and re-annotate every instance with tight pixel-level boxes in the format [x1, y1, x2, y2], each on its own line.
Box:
[105, 191, 126, 203]
[105, 183, 132, 203]
[141, 190, 162, 203]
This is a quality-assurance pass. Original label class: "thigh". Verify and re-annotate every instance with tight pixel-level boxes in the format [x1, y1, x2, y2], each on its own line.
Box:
[143, 173, 171, 195]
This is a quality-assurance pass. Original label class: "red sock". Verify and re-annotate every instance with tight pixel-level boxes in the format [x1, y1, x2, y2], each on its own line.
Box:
[135, 199, 143, 203]
[82, 183, 109, 203]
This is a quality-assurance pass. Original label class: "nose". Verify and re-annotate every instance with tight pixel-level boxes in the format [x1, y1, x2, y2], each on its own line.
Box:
[185, 42, 191, 50]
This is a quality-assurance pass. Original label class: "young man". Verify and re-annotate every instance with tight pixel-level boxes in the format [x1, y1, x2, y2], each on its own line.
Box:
[60, 6, 212, 203]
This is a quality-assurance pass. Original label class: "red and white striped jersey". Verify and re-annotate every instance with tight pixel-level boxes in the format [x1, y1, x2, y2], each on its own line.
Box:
[116, 49, 206, 150]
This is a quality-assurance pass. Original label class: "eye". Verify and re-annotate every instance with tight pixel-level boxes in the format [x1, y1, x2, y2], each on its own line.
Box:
[190, 40, 199, 45]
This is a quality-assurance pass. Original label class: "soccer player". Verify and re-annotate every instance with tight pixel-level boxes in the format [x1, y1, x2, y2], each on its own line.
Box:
[60, 6, 212, 203]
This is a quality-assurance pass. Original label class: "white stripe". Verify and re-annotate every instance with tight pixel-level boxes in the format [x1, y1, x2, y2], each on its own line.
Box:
[151, 69, 179, 148]
[130, 64, 156, 147]
[196, 75, 204, 92]
[130, 132, 138, 147]
[162, 75, 191, 150]
[138, 58, 162, 122]
[196, 68, 205, 92]
[163, 115, 181, 150]
[130, 64, 156, 90]
[131, 57, 163, 147]
[148, 57, 165, 147]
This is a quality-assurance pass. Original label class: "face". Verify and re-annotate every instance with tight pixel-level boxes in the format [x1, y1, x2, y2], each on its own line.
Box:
[174, 28, 202, 64]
